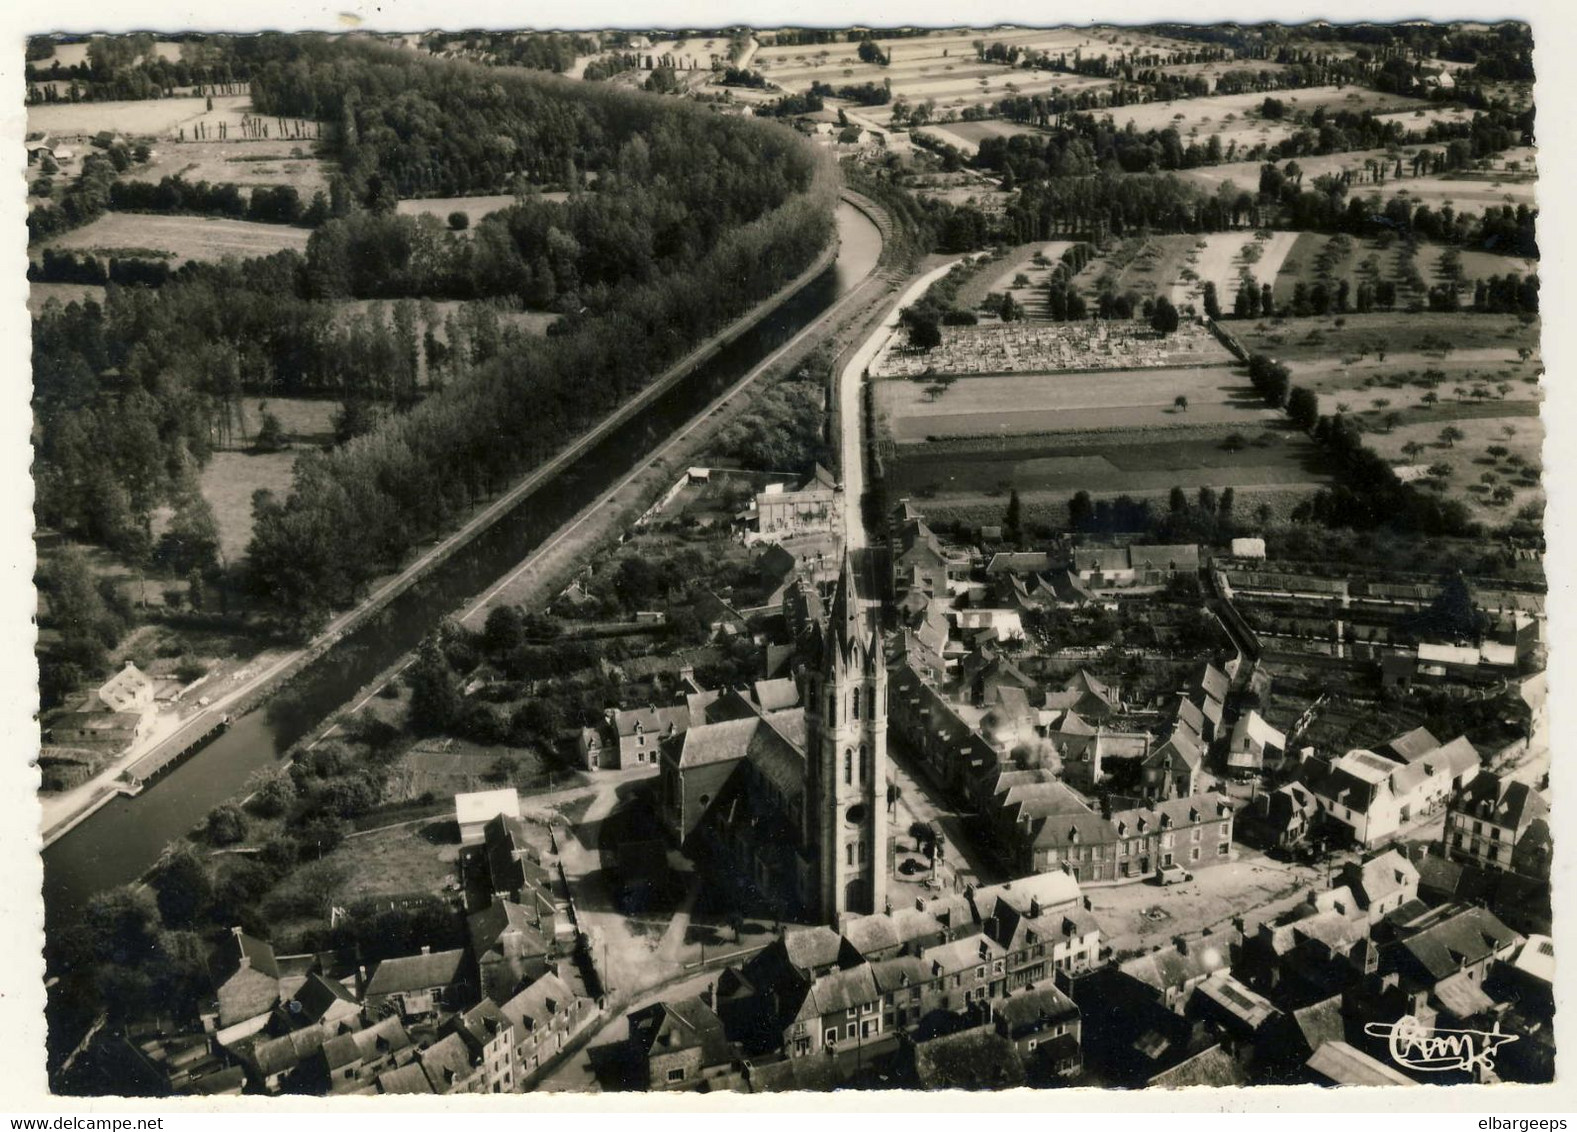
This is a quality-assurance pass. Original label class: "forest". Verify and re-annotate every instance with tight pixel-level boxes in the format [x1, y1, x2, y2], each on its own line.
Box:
[33, 37, 836, 652]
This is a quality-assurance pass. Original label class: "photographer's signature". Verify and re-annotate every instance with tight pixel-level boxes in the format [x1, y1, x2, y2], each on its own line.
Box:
[1364, 1015, 1518, 1075]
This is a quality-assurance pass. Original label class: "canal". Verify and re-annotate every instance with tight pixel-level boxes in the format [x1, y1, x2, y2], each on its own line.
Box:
[41, 202, 884, 931]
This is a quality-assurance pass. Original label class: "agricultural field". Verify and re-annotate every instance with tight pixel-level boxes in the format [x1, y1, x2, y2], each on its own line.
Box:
[1070, 233, 1289, 311]
[878, 364, 1277, 441]
[37, 211, 311, 265]
[26, 94, 273, 141]
[1178, 145, 1537, 214]
[1268, 232, 1538, 310]
[121, 138, 331, 195]
[1367, 412, 1543, 526]
[1230, 313, 1541, 526]
[949, 239, 1078, 317]
[36, 38, 187, 68]
[395, 194, 521, 226]
[917, 117, 1048, 155]
[751, 27, 1153, 116]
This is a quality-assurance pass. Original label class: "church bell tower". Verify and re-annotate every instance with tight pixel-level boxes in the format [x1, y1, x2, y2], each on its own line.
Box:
[805, 554, 888, 925]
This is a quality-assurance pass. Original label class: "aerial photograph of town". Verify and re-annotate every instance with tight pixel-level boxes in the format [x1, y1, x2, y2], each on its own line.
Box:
[22, 15, 1551, 1099]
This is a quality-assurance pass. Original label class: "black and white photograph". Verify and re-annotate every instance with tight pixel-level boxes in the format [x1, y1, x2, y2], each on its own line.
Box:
[12, 1, 1566, 1105]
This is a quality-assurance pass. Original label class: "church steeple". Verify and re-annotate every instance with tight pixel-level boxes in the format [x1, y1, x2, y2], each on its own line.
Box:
[806, 550, 888, 925]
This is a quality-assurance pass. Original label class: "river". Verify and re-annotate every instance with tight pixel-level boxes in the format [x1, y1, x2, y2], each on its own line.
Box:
[40, 202, 883, 932]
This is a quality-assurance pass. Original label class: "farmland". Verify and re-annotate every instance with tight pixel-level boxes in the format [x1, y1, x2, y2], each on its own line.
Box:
[121, 138, 331, 195]
[37, 211, 311, 264]
[26, 94, 274, 140]
[395, 194, 521, 226]
[1177, 145, 1538, 214]
[1267, 231, 1538, 310]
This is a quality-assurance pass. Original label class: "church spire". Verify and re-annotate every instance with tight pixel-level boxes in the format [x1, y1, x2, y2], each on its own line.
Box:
[828, 551, 863, 651]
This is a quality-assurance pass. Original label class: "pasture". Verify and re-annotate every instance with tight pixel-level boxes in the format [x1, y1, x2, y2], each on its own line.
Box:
[122, 138, 331, 195]
[1178, 145, 1538, 215]
[396, 195, 521, 226]
[1269, 232, 1538, 310]
[1365, 412, 1542, 526]
[192, 398, 337, 563]
[1232, 312, 1540, 362]
[38, 212, 311, 264]
[885, 421, 1327, 507]
[27, 94, 265, 140]
[1168, 230, 1297, 311]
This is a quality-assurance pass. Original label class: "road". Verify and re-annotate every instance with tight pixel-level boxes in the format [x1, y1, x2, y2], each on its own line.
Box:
[836, 257, 964, 552]
[39, 219, 847, 845]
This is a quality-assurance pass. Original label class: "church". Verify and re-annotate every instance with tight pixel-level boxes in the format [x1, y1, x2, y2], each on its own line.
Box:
[656, 554, 889, 926]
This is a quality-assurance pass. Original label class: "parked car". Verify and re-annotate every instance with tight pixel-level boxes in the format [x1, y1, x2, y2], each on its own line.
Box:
[1156, 864, 1193, 886]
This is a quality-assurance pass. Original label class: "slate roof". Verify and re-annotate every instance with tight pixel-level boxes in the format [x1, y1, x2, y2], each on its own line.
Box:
[213, 929, 280, 986]
[804, 965, 879, 1018]
[1147, 1044, 1247, 1088]
[782, 925, 846, 974]
[468, 900, 549, 965]
[1195, 971, 1278, 1032]
[1306, 1041, 1417, 1086]
[1347, 850, 1419, 910]
[1453, 771, 1545, 831]
[1191, 662, 1229, 704]
[418, 1032, 475, 1091]
[1072, 547, 1131, 574]
[1119, 939, 1231, 996]
[290, 971, 360, 1025]
[841, 914, 902, 959]
[376, 1064, 435, 1094]
[1291, 995, 1346, 1056]
[628, 997, 731, 1065]
[321, 1016, 412, 1071]
[364, 949, 467, 998]
[245, 1026, 326, 1079]
[996, 984, 1079, 1030]
[499, 971, 577, 1034]
[1381, 726, 1442, 764]
[1391, 905, 1520, 982]
[752, 677, 800, 713]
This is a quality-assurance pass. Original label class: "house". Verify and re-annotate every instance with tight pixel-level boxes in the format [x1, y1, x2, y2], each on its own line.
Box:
[1241, 781, 1320, 850]
[208, 927, 283, 1031]
[498, 970, 595, 1087]
[627, 996, 734, 1091]
[455, 788, 521, 846]
[443, 999, 516, 1093]
[1379, 903, 1521, 1006]
[1148, 1043, 1249, 1088]
[1116, 932, 1237, 1013]
[1340, 850, 1420, 923]
[1127, 544, 1201, 584]
[1229, 537, 1266, 559]
[748, 465, 841, 545]
[597, 703, 692, 769]
[100, 661, 157, 713]
[993, 984, 1081, 1075]
[1379, 726, 1440, 765]
[1226, 710, 1286, 777]
[1071, 547, 1134, 587]
[414, 1031, 481, 1094]
[1190, 970, 1281, 1046]
[1140, 731, 1204, 802]
[285, 971, 362, 1032]
[468, 899, 551, 1004]
[317, 1015, 415, 1094]
[362, 947, 468, 1018]
[1443, 771, 1549, 877]
[1306, 749, 1408, 848]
